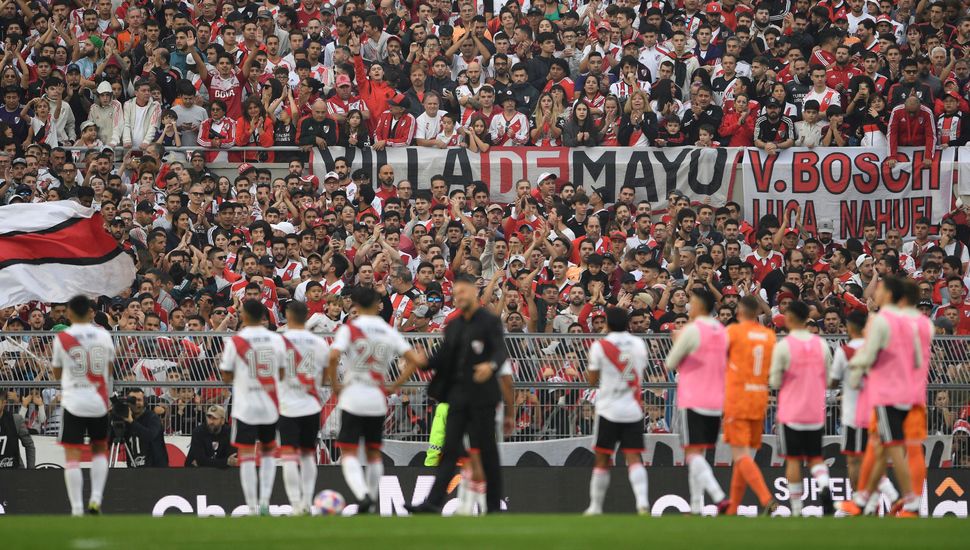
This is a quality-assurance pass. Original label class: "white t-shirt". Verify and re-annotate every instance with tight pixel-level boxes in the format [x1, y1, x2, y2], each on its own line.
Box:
[830, 338, 864, 428]
[415, 111, 446, 141]
[331, 314, 412, 417]
[52, 323, 116, 418]
[278, 329, 330, 418]
[219, 326, 286, 425]
[588, 331, 648, 423]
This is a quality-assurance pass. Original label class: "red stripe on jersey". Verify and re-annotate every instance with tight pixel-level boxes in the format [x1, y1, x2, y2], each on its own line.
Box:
[58, 332, 109, 408]
[232, 335, 279, 407]
[599, 340, 640, 392]
[281, 335, 321, 405]
[346, 321, 365, 341]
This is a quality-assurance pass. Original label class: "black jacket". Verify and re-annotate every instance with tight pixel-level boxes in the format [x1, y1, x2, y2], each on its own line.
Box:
[426, 307, 508, 408]
[186, 423, 235, 467]
[298, 116, 338, 148]
[119, 409, 168, 467]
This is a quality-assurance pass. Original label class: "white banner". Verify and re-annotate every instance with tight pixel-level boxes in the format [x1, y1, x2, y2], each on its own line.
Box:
[310, 146, 743, 206]
[742, 147, 957, 240]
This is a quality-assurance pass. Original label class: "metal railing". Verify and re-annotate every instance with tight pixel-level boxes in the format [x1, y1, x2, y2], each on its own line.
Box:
[3, 332, 969, 464]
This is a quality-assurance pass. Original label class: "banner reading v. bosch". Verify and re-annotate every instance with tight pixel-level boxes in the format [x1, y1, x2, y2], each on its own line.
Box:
[742, 147, 957, 239]
[311, 146, 743, 205]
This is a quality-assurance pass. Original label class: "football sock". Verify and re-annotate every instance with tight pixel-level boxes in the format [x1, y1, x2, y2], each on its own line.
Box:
[879, 476, 899, 503]
[628, 462, 649, 511]
[687, 457, 704, 514]
[588, 467, 610, 513]
[89, 453, 108, 506]
[258, 453, 277, 508]
[789, 481, 804, 516]
[728, 466, 746, 514]
[240, 458, 258, 512]
[340, 455, 369, 502]
[907, 443, 926, 497]
[64, 460, 84, 516]
[690, 454, 725, 504]
[300, 453, 317, 510]
[282, 454, 302, 511]
[737, 455, 772, 506]
[811, 463, 831, 492]
[366, 459, 383, 502]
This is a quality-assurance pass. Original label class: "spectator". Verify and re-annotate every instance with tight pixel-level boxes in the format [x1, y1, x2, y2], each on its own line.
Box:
[117, 388, 168, 468]
[185, 405, 238, 468]
[0, 391, 35, 469]
[88, 81, 123, 147]
[122, 79, 162, 151]
[887, 93, 936, 165]
[235, 98, 275, 163]
[754, 97, 797, 154]
[718, 92, 756, 146]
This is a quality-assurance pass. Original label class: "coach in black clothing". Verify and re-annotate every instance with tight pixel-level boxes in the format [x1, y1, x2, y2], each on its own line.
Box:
[186, 405, 238, 468]
[408, 274, 515, 514]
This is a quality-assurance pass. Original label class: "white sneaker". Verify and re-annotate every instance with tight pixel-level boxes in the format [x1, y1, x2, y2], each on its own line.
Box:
[637, 506, 651, 516]
[583, 506, 603, 516]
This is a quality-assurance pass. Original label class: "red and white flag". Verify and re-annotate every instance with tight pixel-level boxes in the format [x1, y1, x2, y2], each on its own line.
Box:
[0, 201, 136, 307]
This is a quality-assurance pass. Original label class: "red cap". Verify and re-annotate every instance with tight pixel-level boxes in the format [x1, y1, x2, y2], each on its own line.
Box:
[610, 231, 626, 240]
[772, 314, 786, 329]
[706, 2, 722, 14]
[876, 14, 891, 23]
[946, 90, 963, 102]
[722, 286, 739, 296]
[335, 74, 352, 87]
[776, 291, 796, 303]
[238, 163, 255, 174]
[596, 22, 612, 32]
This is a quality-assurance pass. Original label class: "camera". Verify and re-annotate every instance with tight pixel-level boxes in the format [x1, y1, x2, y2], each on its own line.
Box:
[109, 392, 136, 439]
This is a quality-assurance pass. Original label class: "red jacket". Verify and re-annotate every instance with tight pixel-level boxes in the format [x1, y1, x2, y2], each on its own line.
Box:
[887, 103, 936, 157]
[354, 54, 396, 132]
[373, 110, 417, 147]
[718, 108, 756, 146]
[233, 116, 275, 162]
[196, 117, 236, 163]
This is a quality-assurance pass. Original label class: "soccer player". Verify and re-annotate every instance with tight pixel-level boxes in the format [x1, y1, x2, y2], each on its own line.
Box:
[52, 296, 116, 516]
[665, 288, 729, 515]
[278, 301, 330, 515]
[829, 310, 868, 490]
[584, 306, 650, 515]
[328, 287, 426, 513]
[723, 296, 777, 515]
[769, 300, 834, 516]
[843, 277, 923, 517]
[220, 299, 287, 516]
[902, 279, 932, 514]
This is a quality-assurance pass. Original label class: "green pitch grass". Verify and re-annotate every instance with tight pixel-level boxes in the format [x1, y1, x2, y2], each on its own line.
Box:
[4, 515, 968, 549]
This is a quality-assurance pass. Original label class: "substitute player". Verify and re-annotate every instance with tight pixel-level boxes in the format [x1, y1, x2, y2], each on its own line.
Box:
[829, 311, 868, 490]
[769, 301, 834, 516]
[328, 287, 426, 514]
[52, 296, 116, 516]
[220, 300, 287, 516]
[584, 307, 650, 515]
[844, 277, 922, 517]
[664, 289, 729, 515]
[902, 279, 932, 514]
[723, 296, 777, 515]
[279, 301, 330, 515]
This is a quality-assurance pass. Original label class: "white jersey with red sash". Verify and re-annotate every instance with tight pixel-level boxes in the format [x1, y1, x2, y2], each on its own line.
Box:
[327, 95, 367, 120]
[331, 315, 412, 416]
[219, 326, 285, 425]
[390, 288, 421, 329]
[489, 111, 529, 145]
[588, 331, 648, 423]
[938, 112, 963, 146]
[609, 80, 651, 101]
[275, 260, 303, 284]
[52, 323, 115, 418]
[803, 87, 840, 119]
[279, 329, 329, 418]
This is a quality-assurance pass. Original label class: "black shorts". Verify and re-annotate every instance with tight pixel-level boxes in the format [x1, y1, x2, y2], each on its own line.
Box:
[231, 418, 278, 448]
[874, 405, 908, 446]
[680, 409, 721, 449]
[279, 413, 321, 451]
[841, 425, 868, 456]
[59, 411, 109, 447]
[336, 411, 384, 450]
[593, 416, 644, 455]
[778, 424, 823, 459]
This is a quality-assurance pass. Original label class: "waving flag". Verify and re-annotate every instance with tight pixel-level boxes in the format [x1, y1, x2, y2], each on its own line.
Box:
[0, 201, 136, 307]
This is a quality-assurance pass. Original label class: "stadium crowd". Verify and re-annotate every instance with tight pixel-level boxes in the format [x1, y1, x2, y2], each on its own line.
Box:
[1, 0, 970, 463]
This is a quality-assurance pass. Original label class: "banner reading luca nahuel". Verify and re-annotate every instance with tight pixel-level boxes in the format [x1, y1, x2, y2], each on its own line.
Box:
[742, 147, 957, 240]
[311, 146, 744, 205]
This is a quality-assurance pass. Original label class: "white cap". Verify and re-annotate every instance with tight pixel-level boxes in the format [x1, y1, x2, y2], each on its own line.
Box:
[855, 254, 872, 268]
[324, 171, 340, 181]
[509, 255, 526, 265]
[270, 221, 296, 235]
[536, 172, 557, 184]
[96, 81, 113, 95]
